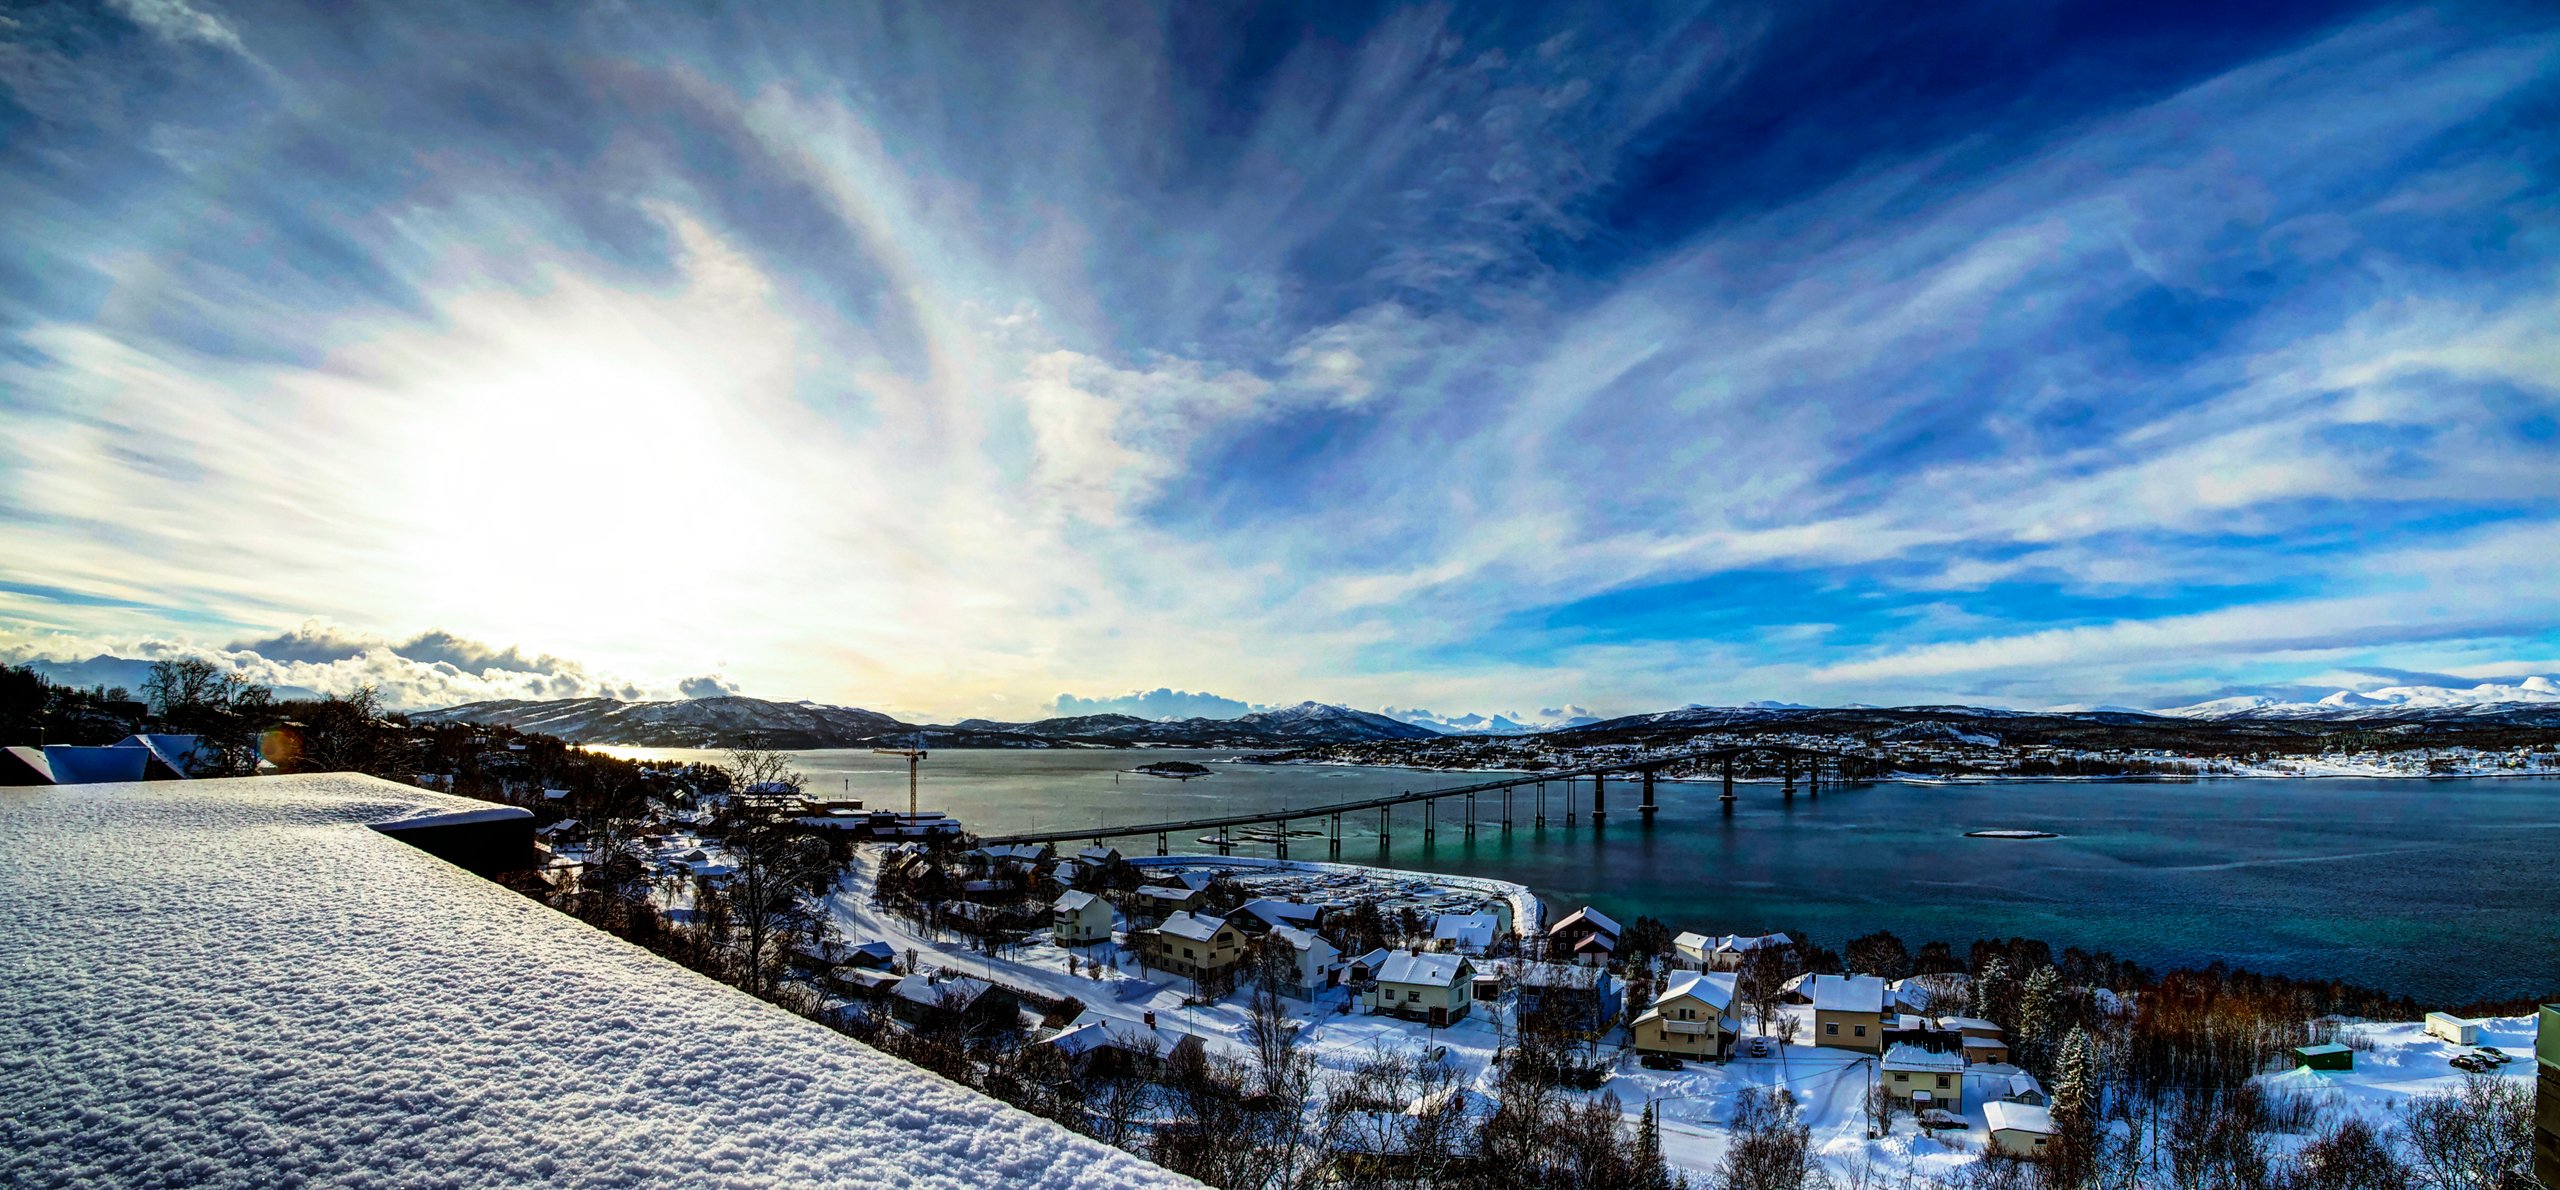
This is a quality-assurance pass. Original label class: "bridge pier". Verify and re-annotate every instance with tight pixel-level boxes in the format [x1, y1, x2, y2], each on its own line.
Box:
[1565, 777, 1577, 827]
[1380, 807, 1391, 845]
[1275, 828, 1288, 860]
[1641, 770, 1657, 819]
[1783, 756, 1795, 799]
[1502, 787, 1512, 832]
[1329, 813, 1342, 858]
[1465, 791, 1477, 838]
[1535, 781, 1546, 828]
[1216, 827, 1232, 856]
[1157, 830, 1168, 856]
[1592, 771, 1606, 821]
[1721, 756, 1736, 803]
[1423, 798, 1435, 842]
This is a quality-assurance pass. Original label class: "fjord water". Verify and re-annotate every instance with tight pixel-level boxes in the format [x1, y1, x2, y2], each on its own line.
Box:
[606, 746, 2560, 1003]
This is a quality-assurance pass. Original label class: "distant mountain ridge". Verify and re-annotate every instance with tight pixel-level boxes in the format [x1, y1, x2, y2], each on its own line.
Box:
[414, 695, 1438, 749]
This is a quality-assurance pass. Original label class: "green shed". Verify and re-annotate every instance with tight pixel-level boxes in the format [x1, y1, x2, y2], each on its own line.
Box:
[2291, 1043, 2352, 1072]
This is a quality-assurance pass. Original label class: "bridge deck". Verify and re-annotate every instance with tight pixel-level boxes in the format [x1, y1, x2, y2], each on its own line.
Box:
[970, 746, 1849, 846]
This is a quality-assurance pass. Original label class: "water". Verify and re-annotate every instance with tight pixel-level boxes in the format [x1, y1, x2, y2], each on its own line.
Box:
[599, 746, 2560, 1004]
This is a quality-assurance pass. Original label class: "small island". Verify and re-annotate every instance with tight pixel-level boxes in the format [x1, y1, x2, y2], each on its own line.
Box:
[1132, 760, 1213, 780]
[1965, 828, 2059, 839]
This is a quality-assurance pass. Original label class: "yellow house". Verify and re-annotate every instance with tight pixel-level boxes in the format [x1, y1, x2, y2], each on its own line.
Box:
[1141, 911, 1244, 981]
[1985, 1101, 2055, 1156]
[1811, 974, 1888, 1054]
[1631, 972, 1739, 1060]
[1881, 1043, 1967, 1112]
[1362, 950, 1475, 1026]
[1052, 890, 1114, 946]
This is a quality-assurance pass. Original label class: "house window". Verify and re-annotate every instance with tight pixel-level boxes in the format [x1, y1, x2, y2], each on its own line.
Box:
[1894, 1073, 1908, 1083]
[1936, 1075, 1951, 1089]
[1409, 990, 1422, 1002]
[1854, 1025, 1868, 1038]
[1183, 947, 1195, 958]
[1825, 1023, 1838, 1035]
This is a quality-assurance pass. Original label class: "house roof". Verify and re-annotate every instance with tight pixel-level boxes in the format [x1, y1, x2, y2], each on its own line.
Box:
[1053, 890, 1100, 914]
[891, 973, 994, 1009]
[1432, 913, 1498, 947]
[1811, 974, 1888, 1014]
[36, 745, 150, 785]
[1674, 931, 1711, 952]
[1238, 898, 1321, 928]
[1269, 924, 1338, 960]
[1882, 1043, 1967, 1073]
[2008, 1072, 2044, 1096]
[1657, 971, 1738, 1012]
[1547, 907, 1621, 938]
[1137, 884, 1200, 903]
[0, 775, 1178, 1189]
[1374, 951, 1471, 987]
[1155, 911, 1227, 943]
[1985, 1101, 2056, 1135]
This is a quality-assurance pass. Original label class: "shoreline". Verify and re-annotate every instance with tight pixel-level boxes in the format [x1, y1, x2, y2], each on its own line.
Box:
[1224, 756, 2560, 784]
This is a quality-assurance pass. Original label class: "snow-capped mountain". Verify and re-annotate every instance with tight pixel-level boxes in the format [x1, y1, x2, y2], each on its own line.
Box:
[2163, 677, 2560, 720]
[1384, 706, 1604, 735]
[419, 696, 1439, 748]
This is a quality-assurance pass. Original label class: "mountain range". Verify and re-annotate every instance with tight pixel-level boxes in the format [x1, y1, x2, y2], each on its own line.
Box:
[412, 696, 1437, 749]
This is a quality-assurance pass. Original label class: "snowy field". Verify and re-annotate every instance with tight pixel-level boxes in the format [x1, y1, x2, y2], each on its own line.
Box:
[0, 776, 1189, 1189]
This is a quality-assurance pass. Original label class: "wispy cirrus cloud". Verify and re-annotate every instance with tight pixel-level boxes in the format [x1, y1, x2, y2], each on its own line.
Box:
[0, 1, 2554, 717]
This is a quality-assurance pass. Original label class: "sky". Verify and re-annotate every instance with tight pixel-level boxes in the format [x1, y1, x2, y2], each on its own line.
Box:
[2, 0, 2557, 721]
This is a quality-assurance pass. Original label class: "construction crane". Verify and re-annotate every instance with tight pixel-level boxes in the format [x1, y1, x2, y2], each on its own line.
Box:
[871, 734, 927, 816]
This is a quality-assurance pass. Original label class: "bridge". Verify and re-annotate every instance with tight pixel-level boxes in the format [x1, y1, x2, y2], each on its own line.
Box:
[974, 745, 1867, 858]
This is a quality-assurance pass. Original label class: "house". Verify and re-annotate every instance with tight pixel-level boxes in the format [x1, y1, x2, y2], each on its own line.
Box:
[1881, 1043, 1966, 1111]
[1139, 911, 1245, 982]
[826, 967, 903, 999]
[1545, 907, 1621, 965]
[1630, 972, 1740, 1061]
[1811, 974, 1889, 1053]
[1673, 932, 1715, 967]
[1075, 844, 1122, 868]
[1671, 931, 1791, 971]
[888, 973, 1017, 1027]
[1041, 1013, 1207, 1082]
[1514, 963, 1623, 1034]
[1946, 1020, 2011, 1065]
[1984, 1101, 2057, 1157]
[1431, 913, 1499, 955]
[1346, 947, 1394, 983]
[1053, 890, 1114, 946]
[2291, 1043, 2353, 1072]
[843, 940, 898, 969]
[1134, 884, 1203, 918]
[2004, 1072, 2048, 1107]
[29, 745, 153, 785]
[116, 734, 206, 777]
[1362, 950, 1476, 1026]
[1262, 924, 1342, 996]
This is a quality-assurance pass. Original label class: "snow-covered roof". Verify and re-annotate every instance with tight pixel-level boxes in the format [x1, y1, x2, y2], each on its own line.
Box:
[1882, 1043, 1967, 1073]
[1269, 924, 1337, 960]
[36, 744, 151, 784]
[2008, 1072, 2044, 1097]
[1657, 971, 1737, 1012]
[0, 775, 1183, 1189]
[1238, 898, 1320, 928]
[1374, 951, 1470, 987]
[1547, 906, 1620, 938]
[1938, 1015, 2000, 1033]
[1053, 890, 1101, 914]
[1984, 1100, 2055, 1135]
[1674, 931, 1711, 952]
[890, 972, 995, 1010]
[1811, 974, 1888, 1014]
[1432, 912, 1498, 947]
[1155, 910, 1227, 944]
[1137, 884, 1200, 903]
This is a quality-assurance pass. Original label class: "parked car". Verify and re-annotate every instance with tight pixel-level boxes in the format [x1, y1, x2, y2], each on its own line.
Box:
[2449, 1053, 2492, 1073]
[2474, 1047, 2511, 1065]
[1640, 1053, 1684, 1071]
[1749, 1037, 1774, 1058]
[1917, 1109, 1966, 1130]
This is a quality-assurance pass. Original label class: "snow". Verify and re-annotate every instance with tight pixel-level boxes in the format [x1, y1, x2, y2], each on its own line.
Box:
[0, 775, 1189, 1189]
[1809, 974, 1888, 1014]
[2165, 676, 2560, 719]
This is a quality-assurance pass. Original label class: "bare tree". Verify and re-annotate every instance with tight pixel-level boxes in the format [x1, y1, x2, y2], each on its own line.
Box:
[1720, 1088, 1816, 1190]
[2283, 1117, 2411, 1190]
[2399, 1073, 2531, 1190]
[718, 746, 833, 994]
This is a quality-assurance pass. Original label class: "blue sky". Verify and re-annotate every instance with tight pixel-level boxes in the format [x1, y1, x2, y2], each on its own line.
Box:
[2, 0, 2556, 719]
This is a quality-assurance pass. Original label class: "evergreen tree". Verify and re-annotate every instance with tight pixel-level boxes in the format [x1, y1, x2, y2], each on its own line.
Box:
[2018, 965, 2063, 1071]
[1969, 955, 2015, 1028]
[2045, 1029, 2103, 1190]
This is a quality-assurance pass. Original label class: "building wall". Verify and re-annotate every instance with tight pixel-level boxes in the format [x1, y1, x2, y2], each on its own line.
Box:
[1989, 1127, 2051, 1158]
[1817, 1009, 1884, 1053]
[1884, 1065, 1964, 1110]
[1631, 997, 1733, 1058]
[1054, 902, 1113, 944]
[1366, 979, 1469, 1020]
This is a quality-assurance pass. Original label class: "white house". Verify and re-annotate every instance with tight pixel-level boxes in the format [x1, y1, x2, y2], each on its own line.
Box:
[1264, 924, 1342, 996]
[1363, 950, 1476, 1025]
[1630, 971, 1740, 1060]
[1431, 913, 1499, 955]
[1052, 890, 1114, 946]
[1237, 898, 1322, 933]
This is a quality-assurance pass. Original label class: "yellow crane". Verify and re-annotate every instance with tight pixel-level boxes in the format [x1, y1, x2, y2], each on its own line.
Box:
[871, 735, 927, 816]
